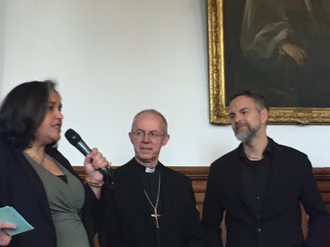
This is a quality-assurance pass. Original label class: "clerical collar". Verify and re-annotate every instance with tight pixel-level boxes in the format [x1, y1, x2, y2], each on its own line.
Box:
[132, 158, 159, 173]
[145, 167, 156, 173]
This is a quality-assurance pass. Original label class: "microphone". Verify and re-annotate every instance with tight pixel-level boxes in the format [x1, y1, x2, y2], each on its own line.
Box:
[65, 128, 109, 176]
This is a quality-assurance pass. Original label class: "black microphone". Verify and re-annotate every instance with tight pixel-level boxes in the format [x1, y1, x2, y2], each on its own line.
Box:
[65, 128, 109, 176]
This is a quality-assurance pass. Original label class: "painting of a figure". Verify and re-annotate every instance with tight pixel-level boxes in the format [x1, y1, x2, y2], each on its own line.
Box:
[224, 0, 330, 107]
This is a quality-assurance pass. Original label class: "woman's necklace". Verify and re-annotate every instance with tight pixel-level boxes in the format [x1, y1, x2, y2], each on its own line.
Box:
[25, 150, 46, 166]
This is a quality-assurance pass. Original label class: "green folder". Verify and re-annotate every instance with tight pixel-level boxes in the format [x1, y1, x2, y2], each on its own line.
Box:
[0, 206, 34, 236]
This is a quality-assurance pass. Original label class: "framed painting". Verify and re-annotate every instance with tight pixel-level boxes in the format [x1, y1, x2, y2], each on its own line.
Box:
[208, 0, 330, 124]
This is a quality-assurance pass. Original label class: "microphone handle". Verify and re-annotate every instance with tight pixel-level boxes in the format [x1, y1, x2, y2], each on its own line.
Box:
[76, 141, 91, 156]
[76, 141, 109, 175]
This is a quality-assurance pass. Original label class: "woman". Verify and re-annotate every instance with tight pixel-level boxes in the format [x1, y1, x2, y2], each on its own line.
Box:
[0, 80, 110, 247]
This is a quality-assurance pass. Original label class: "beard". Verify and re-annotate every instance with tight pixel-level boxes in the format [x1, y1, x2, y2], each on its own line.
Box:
[234, 123, 260, 143]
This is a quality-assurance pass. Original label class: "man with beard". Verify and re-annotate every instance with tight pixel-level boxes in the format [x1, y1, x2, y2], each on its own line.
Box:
[202, 90, 330, 247]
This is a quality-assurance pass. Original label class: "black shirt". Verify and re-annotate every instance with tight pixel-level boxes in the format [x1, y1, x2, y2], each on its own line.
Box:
[239, 139, 274, 218]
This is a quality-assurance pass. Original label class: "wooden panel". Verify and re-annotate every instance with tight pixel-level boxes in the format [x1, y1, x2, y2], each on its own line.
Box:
[75, 166, 330, 246]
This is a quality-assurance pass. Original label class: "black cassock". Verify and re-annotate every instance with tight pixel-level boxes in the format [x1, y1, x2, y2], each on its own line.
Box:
[100, 158, 204, 247]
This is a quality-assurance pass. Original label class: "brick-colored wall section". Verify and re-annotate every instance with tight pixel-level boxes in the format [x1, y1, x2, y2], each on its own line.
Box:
[74, 167, 330, 247]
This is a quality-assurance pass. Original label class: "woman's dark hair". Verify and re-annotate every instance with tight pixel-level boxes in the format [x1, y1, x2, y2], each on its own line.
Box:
[0, 80, 57, 149]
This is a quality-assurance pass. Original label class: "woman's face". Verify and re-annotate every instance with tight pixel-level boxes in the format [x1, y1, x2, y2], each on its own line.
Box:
[35, 90, 63, 145]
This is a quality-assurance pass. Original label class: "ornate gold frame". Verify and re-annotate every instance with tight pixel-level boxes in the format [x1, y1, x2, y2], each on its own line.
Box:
[207, 0, 330, 125]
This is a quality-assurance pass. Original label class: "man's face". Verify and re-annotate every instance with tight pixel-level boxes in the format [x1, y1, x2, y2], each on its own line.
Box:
[129, 112, 169, 168]
[228, 96, 267, 143]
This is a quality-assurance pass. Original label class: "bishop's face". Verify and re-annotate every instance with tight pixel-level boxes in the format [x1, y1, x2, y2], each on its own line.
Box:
[129, 112, 169, 168]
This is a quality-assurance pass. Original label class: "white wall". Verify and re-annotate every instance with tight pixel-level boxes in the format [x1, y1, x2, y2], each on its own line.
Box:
[1, 0, 329, 167]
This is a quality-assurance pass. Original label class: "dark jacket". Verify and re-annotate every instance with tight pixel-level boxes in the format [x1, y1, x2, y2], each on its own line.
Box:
[202, 138, 330, 247]
[0, 141, 99, 247]
[101, 158, 204, 247]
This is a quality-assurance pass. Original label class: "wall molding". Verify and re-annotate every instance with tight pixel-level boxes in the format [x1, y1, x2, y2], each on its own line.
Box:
[74, 166, 330, 180]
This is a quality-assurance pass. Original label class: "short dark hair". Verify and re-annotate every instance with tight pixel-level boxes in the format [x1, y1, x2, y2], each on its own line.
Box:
[229, 89, 268, 111]
[0, 80, 57, 149]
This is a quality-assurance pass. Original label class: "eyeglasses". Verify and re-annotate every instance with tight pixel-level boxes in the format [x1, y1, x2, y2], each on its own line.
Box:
[131, 130, 166, 139]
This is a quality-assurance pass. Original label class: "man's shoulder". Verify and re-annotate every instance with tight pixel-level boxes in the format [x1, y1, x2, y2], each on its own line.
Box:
[271, 138, 308, 159]
[160, 164, 191, 182]
[113, 159, 135, 174]
[210, 148, 239, 169]
[113, 160, 191, 185]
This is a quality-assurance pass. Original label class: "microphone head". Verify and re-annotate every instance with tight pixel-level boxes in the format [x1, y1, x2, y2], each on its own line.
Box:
[65, 129, 82, 146]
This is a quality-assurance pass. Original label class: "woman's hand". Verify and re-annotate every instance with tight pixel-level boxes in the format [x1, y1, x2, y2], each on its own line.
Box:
[0, 222, 16, 246]
[84, 147, 110, 182]
[84, 148, 110, 198]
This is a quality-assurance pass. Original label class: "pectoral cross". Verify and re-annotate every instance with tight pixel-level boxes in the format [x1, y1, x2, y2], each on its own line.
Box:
[151, 208, 161, 228]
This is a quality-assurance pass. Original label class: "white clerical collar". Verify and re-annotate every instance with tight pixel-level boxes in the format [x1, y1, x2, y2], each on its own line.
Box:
[145, 167, 156, 173]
